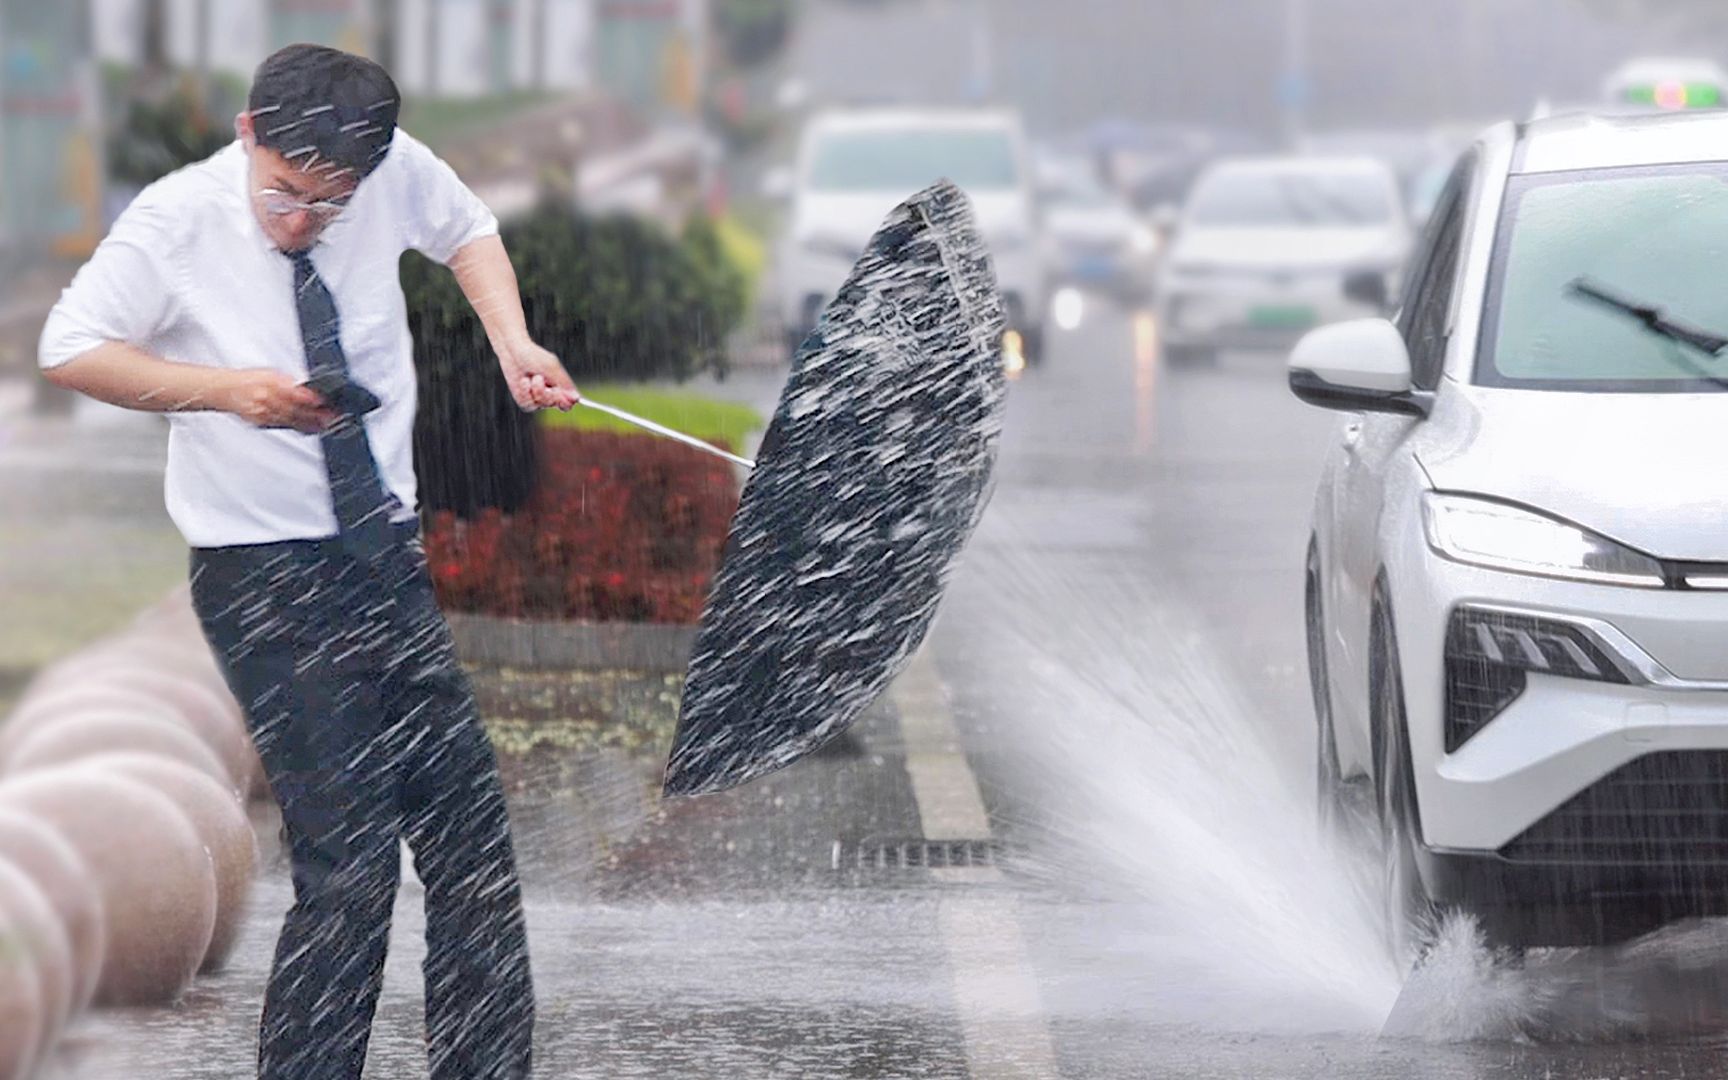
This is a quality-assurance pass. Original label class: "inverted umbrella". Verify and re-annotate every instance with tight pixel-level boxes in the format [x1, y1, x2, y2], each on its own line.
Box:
[660, 179, 1008, 798]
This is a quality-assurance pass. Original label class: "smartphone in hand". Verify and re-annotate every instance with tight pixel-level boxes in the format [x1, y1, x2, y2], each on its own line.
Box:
[302, 371, 382, 416]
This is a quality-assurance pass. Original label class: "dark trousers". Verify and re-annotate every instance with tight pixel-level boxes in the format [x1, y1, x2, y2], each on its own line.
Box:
[190, 526, 534, 1080]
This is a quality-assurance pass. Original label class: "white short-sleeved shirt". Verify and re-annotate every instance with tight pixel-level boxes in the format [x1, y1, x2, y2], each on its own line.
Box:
[39, 131, 498, 548]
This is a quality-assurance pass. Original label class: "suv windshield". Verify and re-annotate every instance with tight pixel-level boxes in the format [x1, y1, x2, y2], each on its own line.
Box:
[807, 128, 1019, 193]
[1186, 169, 1395, 226]
[1480, 163, 1728, 392]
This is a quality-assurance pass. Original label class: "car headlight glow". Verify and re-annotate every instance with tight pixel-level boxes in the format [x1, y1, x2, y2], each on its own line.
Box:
[1422, 493, 1665, 588]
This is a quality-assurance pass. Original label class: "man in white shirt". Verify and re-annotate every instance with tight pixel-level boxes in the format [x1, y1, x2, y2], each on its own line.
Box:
[39, 44, 555, 1080]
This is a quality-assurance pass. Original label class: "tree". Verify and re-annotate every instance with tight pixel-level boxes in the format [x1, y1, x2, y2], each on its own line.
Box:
[106, 75, 236, 188]
[713, 0, 793, 70]
[142, 0, 169, 75]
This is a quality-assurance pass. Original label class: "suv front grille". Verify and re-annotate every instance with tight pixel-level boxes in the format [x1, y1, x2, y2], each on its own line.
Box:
[1500, 752, 1728, 865]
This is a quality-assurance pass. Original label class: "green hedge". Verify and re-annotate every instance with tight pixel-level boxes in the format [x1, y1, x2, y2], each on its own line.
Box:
[406, 203, 753, 517]
[540, 384, 765, 447]
[104, 69, 243, 187]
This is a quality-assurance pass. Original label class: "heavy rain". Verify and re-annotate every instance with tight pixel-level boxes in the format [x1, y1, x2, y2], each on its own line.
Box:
[4, 1, 1728, 1078]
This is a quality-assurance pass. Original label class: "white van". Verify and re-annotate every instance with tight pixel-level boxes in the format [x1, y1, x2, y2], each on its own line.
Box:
[778, 108, 1048, 361]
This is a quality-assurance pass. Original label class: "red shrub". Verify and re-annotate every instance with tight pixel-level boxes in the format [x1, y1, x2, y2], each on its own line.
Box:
[425, 428, 740, 624]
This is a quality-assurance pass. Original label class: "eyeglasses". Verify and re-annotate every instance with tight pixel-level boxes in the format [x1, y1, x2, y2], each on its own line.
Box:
[256, 187, 353, 220]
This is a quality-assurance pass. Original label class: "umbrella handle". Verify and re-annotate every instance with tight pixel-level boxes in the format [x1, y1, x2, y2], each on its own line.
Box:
[577, 398, 756, 470]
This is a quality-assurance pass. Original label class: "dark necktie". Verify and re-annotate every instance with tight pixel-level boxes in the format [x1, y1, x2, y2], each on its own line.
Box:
[287, 250, 402, 560]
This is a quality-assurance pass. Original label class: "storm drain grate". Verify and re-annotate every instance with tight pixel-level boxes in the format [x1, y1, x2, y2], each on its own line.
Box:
[831, 837, 1005, 871]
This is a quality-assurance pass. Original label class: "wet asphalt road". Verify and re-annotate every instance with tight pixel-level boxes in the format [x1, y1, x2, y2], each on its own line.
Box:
[15, 301, 1728, 1077]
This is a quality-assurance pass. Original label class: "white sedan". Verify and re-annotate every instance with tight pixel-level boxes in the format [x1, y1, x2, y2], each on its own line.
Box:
[1037, 163, 1159, 304]
[777, 108, 1048, 361]
[1155, 156, 1410, 365]
[1293, 109, 1728, 965]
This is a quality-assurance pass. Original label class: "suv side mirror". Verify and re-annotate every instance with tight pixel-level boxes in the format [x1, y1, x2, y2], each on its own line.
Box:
[1343, 268, 1390, 311]
[1287, 318, 1432, 417]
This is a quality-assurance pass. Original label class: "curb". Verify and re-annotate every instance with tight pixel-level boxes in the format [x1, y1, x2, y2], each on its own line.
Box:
[446, 613, 697, 673]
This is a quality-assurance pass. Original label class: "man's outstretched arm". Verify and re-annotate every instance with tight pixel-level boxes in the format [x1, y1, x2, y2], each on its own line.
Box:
[447, 234, 580, 413]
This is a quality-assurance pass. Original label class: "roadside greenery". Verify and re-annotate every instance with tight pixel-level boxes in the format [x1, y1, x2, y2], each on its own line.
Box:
[713, 0, 794, 69]
[103, 67, 242, 186]
[406, 203, 758, 516]
[398, 91, 555, 153]
[424, 429, 739, 623]
[540, 384, 765, 448]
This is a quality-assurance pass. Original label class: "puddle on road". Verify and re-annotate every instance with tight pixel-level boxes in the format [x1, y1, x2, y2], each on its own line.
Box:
[1389, 913, 1728, 1044]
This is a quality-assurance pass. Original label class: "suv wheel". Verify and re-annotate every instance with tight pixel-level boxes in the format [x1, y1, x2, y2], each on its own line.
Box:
[1371, 592, 1441, 972]
[1306, 543, 1347, 843]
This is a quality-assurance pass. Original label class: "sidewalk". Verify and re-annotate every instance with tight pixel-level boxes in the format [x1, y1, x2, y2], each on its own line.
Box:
[4, 370, 1037, 1080]
[37, 656, 989, 1079]
[0, 263, 74, 381]
[0, 376, 29, 419]
[0, 404, 182, 706]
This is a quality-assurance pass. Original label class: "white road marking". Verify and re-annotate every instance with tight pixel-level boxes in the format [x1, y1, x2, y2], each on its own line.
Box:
[892, 649, 1061, 1079]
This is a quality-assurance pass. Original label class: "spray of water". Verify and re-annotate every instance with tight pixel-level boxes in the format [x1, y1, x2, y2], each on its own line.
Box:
[955, 540, 1400, 1034]
[1388, 913, 1728, 1043]
[1380, 913, 1544, 1042]
[961, 533, 1728, 1045]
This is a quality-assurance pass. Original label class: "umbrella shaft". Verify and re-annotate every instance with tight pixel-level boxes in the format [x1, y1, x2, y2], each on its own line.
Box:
[578, 399, 756, 470]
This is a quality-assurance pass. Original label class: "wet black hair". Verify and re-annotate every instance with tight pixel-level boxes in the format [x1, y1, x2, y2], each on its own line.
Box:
[247, 44, 401, 180]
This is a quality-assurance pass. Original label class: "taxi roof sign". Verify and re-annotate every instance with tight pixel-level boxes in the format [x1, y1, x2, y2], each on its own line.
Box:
[1622, 81, 1724, 110]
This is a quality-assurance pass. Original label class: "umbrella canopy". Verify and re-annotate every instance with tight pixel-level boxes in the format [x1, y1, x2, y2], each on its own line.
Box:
[662, 180, 1007, 798]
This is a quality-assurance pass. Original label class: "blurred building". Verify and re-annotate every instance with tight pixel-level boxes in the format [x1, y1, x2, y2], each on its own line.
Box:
[1, 0, 104, 265]
[591, 0, 705, 115]
[94, 0, 273, 75]
[390, 0, 706, 113]
[794, 0, 1728, 141]
[87, 0, 709, 107]
[393, 0, 595, 97]
[91, 0, 594, 93]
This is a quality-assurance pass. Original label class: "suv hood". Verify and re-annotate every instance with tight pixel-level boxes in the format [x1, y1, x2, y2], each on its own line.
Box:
[1419, 386, 1728, 561]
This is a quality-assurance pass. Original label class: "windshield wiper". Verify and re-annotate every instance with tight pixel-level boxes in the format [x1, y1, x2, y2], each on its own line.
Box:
[1566, 276, 1728, 357]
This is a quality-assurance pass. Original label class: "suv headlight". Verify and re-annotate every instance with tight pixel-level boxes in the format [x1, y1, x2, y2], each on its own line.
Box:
[1422, 493, 1665, 587]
